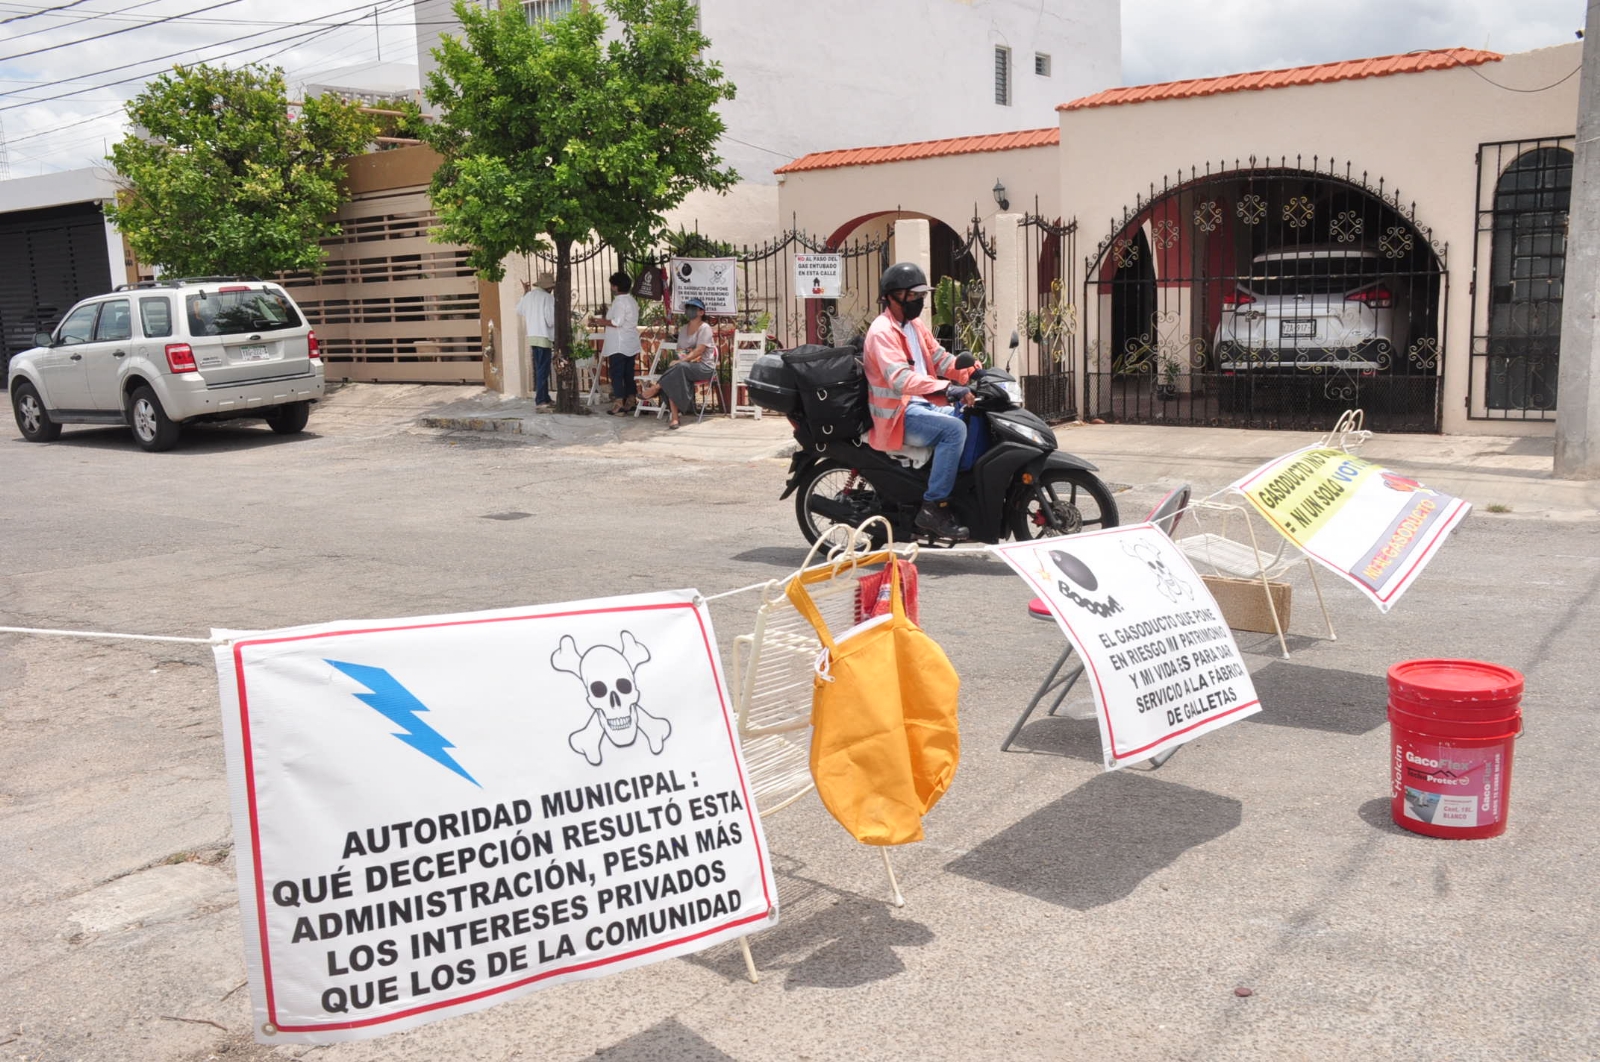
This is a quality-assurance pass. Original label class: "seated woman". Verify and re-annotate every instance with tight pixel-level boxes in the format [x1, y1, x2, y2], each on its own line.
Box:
[640, 298, 716, 429]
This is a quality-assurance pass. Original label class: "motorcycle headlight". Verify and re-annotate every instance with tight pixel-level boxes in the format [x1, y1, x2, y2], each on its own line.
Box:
[995, 419, 1052, 447]
[1001, 381, 1024, 405]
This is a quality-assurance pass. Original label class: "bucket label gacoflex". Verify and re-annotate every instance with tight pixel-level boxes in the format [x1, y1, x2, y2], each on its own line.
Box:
[1394, 740, 1506, 829]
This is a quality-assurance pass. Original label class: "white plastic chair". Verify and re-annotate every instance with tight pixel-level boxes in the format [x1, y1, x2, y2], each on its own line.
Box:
[727, 519, 917, 982]
[728, 331, 766, 420]
[633, 340, 675, 418]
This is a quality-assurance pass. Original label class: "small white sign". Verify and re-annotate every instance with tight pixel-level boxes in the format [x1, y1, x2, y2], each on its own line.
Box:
[669, 257, 738, 315]
[992, 525, 1261, 769]
[793, 254, 843, 299]
[214, 591, 775, 1045]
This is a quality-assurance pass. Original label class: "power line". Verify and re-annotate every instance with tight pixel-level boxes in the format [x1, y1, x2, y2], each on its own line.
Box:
[0, 0, 170, 47]
[5, 106, 119, 144]
[0, 0, 252, 64]
[0, 0, 97, 26]
[0, 0, 410, 108]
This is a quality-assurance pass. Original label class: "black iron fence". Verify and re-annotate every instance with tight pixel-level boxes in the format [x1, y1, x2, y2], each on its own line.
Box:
[1082, 157, 1447, 433]
[1020, 203, 1077, 420]
[1469, 136, 1573, 421]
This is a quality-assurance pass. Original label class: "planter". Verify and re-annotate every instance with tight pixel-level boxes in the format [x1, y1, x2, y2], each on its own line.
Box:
[1155, 381, 1179, 401]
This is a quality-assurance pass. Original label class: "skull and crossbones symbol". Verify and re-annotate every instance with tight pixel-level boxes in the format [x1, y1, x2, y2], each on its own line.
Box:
[551, 631, 672, 766]
[1125, 540, 1194, 604]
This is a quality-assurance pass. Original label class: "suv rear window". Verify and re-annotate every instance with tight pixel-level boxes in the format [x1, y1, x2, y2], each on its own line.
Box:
[186, 289, 302, 336]
[1244, 256, 1379, 297]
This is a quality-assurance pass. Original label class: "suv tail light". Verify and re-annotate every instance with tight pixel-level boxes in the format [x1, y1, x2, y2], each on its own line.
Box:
[1347, 285, 1393, 309]
[165, 343, 197, 373]
[1222, 290, 1256, 307]
[307, 330, 321, 359]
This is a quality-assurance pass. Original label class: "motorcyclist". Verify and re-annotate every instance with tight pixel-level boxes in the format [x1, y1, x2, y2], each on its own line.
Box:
[863, 262, 977, 540]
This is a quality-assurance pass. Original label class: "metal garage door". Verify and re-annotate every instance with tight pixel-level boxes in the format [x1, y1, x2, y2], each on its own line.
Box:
[0, 201, 113, 380]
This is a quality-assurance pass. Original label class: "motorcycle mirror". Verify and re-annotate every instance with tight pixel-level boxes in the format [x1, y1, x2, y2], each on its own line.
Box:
[1008, 331, 1020, 349]
[954, 352, 976, 370]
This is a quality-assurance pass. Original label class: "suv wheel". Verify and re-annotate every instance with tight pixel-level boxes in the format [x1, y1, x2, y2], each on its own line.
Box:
[12, 381, 62, 442]
[265, 400, 311, 435]
[128, 385, 181, 452]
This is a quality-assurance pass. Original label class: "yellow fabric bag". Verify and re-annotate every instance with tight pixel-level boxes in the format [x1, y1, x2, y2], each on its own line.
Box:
[786, 552, 960, 846]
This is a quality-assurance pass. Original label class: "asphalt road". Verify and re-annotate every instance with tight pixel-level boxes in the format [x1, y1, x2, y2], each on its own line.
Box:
[1, 395, 1597, 1062]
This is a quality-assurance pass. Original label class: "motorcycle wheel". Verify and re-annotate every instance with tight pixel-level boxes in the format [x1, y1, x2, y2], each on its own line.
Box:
[794, 461, 887, 545]
[1007, 469, 1120, 540]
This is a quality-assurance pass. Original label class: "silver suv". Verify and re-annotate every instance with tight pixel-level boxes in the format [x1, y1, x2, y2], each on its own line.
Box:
[8, 277, 324, 452]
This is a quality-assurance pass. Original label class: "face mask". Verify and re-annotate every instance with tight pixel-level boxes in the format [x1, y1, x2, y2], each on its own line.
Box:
[897, 295, 925, 320]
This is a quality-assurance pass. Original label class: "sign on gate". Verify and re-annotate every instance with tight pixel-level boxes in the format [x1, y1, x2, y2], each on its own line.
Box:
[1231, 447, 1471, 612]
[214, 591, 775, 1045]
[992, 525, 1261, 769]
[793, 254, 843, 299]
[669, 257, 738, 315]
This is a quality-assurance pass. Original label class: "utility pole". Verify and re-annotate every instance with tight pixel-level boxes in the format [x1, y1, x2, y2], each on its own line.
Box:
[1556, 2, 1600, 478]
[373, 5, 382, 62]
[0, 115, 10, 180]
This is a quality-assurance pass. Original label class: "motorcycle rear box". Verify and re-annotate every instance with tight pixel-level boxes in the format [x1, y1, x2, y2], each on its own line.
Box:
[746, 352, 800, 414]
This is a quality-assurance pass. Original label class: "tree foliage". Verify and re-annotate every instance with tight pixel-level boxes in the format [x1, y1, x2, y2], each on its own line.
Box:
[106, 64, 377, 278]
[421, 0, 736, 407]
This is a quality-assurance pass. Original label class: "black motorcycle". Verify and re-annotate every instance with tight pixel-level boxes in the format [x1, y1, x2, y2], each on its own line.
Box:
[776, 352, 1119, 546]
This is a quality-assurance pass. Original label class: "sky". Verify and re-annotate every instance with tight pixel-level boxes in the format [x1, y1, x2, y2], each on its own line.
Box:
[0, 0, 1589, 178]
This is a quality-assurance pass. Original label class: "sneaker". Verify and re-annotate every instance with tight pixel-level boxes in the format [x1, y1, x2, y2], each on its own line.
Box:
[914, 500, 970, 542]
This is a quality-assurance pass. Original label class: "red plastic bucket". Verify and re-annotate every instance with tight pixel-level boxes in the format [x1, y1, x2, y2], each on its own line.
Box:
[1388, 659, 1523, 839]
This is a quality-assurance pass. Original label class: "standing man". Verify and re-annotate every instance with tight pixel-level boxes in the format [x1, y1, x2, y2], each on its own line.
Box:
[516, 271, 557, 409]
[863, 262, 976, 541]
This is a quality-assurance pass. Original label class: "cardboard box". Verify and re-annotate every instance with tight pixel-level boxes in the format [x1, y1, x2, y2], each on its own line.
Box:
[1201, 574, 1292, 634]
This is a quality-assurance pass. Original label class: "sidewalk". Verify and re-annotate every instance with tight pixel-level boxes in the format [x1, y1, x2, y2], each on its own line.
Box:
[358, 384, 1598, 517]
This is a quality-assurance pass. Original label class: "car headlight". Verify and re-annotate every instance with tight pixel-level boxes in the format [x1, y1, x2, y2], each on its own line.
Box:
[996, 419, 1052, 447]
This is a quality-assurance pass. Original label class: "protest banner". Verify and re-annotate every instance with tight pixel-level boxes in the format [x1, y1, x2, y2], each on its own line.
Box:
[992, 525, 1261, 769]
[213, 591, 775, 1045]
[793, 254, 843, 299]
[669, 257, 738, 315]
[1231, 447, 1471, 613]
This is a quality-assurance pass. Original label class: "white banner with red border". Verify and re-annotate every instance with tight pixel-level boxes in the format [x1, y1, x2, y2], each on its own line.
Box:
[992, 525, 1262, 769]
[213, 590, 775, 1044]
[1230, 447, 1471, 613]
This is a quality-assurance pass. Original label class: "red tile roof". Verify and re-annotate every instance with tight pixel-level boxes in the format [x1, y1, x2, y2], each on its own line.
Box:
[1059, 48, 1503, 112]
[774, 127, 1058, 175]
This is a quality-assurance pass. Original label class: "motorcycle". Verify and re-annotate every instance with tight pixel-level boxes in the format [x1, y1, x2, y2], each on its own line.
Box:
[780, 340, 1120, 546]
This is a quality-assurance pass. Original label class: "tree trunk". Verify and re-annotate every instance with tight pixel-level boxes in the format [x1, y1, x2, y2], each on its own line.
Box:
[553, 235, 581, 414]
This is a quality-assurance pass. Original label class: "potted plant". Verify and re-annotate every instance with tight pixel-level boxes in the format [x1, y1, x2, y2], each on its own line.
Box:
[1155, 354, 1180, 400]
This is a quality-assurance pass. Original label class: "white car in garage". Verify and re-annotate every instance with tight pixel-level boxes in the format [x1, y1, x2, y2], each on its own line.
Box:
[8, 277, 324, 452]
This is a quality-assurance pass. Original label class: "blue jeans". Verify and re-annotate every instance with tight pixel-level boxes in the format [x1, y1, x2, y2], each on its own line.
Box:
[531, 345, 552, 405]
[902, 403, 967, 503]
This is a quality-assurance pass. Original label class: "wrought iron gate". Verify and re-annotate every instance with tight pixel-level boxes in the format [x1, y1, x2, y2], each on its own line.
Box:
[1020, 204, 1077, 420]
[1083, 158, 1447, 433]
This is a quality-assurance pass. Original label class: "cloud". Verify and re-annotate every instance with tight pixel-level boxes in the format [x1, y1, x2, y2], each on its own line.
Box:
[1122, 0, 1585, 85]
[0, 0, 421, 176]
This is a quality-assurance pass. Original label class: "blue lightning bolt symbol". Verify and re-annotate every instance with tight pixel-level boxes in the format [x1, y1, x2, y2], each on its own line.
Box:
[326, 660, 480, 787]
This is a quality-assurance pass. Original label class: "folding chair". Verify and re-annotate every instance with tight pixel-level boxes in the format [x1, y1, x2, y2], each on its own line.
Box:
[633, 341, 675, 418]
[728, 331, 766, 419]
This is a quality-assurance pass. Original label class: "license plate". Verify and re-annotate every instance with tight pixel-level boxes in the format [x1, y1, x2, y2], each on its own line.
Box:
[1279, 319, 1316, 338]
[238, 345, 271, 362]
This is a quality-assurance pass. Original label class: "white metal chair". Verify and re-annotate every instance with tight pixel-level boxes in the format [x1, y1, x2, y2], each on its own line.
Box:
[728, 331, 766, 419]
[727, 520, 917, 982]
[633, 340, 675, 418]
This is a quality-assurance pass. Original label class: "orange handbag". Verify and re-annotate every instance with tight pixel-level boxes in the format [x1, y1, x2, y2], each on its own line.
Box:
[786, 552, 960, 846]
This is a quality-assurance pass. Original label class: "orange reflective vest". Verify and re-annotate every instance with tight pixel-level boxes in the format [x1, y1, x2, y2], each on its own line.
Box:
[863, 312, 974, 452]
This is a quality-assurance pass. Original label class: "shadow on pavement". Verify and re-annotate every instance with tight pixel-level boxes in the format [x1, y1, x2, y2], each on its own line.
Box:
[34, 424, 319, 455]
[1002, 713, 1103, 764]
[1245, 661, 1388, 735]
[1356, 796, 1421, 838]
[945, 771, 1241, 910]
[594, 1017, 739, 1061]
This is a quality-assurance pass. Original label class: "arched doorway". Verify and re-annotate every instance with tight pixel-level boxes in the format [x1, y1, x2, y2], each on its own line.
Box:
[1084, 161, 1447, 432]
[1484, 145, 1571, 413]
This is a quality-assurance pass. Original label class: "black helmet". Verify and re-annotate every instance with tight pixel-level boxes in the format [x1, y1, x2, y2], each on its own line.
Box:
[879, 261, 930, 297]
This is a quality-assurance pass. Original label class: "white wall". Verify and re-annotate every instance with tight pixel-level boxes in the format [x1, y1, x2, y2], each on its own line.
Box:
[703, 0, 1118, 187]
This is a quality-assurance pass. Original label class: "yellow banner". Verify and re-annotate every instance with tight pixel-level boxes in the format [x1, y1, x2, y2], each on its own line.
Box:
[1240, 447, 1379, 541]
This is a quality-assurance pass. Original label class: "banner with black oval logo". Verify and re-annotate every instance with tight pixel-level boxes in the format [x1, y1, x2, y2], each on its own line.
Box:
[992, 525, 1261, 769]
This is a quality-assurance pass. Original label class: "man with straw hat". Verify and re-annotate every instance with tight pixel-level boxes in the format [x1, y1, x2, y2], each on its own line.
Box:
[516, 270, 558, 409]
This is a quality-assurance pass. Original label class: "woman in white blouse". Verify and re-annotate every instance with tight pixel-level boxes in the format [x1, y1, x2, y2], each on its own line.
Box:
[597, 271, 641, 414]
[640, 298, 716, 429]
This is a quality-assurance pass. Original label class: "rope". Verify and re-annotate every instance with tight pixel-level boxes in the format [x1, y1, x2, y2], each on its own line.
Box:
[0, 626, 220, 645]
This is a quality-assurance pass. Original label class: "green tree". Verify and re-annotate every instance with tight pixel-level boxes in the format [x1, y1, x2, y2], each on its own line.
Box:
[423, 0, 736, 410]
[107, 64, 377, 279]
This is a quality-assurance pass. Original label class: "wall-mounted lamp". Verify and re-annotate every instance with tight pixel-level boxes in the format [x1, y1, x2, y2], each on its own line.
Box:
[993, 179, 1010, 212]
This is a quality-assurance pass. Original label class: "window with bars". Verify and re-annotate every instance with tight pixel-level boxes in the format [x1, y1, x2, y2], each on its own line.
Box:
[994, 46, 1011, 105]
[1035, 52, 1051, 77]
[523, 0, 574, 24]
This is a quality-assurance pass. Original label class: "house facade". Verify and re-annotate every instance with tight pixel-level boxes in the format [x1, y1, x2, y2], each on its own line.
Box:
[778, 44, 1586, 436]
